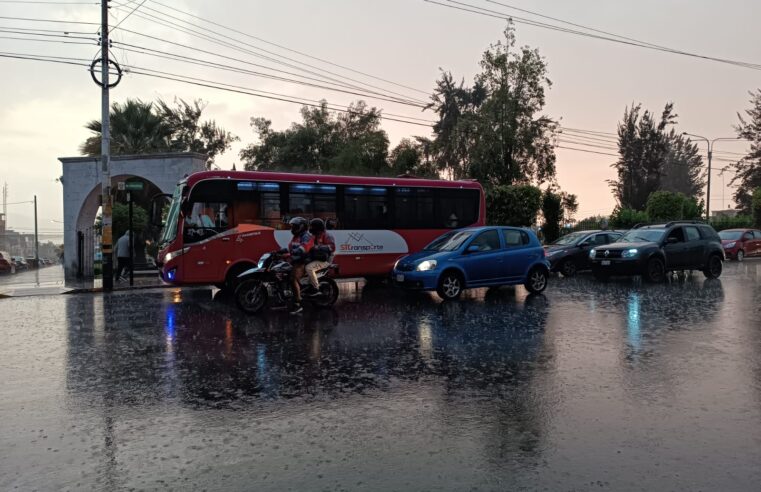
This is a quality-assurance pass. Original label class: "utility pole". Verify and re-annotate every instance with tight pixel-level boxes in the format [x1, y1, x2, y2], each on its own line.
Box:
[34, 195, 38, 262]
[683, 133, 741, 220]
[100, 0, 113, 291]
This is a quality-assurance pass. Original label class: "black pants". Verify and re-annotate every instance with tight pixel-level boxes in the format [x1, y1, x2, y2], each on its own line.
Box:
[116, 257, 132, 279]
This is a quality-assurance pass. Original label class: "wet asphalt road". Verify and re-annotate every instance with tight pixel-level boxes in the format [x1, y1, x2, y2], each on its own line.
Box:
[1, 262, 761, 491]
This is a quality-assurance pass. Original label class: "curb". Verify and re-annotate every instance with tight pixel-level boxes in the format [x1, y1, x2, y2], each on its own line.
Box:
[64, 283, 177, 295]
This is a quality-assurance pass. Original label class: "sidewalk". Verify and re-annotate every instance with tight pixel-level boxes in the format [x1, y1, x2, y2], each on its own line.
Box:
[0, 265, 168, 298]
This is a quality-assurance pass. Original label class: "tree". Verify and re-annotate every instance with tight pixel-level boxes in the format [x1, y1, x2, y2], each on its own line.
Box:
[560, 192, 579, 224]
[155, 98, 238, 167]
[541, 189, 563, 243]
[610, 103, 677, 210]
[645, 191, 703, 221]
[80, 98, 237, 168]
[486, 185, 542, 226]
[388, 138, 438, 178]
[239, 101, 391, 176]
[426, 24, 558, 187]
[661, 129, 705, 199]
[753, 187, 761, 227]
[732, 90, 761, 213]
[609, 207, 649, 229]
[80, 99, 171, 156]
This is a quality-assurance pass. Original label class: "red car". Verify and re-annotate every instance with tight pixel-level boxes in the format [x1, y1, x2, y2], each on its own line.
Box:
[0, 251, 15, 274]
[719, 228, 761, 261]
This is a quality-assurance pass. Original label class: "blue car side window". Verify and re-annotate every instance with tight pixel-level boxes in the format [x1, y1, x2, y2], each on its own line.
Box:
[469, 230, 501, 252]
[502, 229, 528, 248]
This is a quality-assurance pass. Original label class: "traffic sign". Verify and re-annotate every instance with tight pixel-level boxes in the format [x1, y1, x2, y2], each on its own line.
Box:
[125, 181, 144, 191]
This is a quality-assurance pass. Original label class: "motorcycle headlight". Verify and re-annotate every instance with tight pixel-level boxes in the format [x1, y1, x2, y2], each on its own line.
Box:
[724, 241, 736, 249]
[416, 260, 437, 271]
[622, 248, 639, 258]
[589, 249, 597, 259]
[393, 259, 401, 271]
[257, 253, 271, 269]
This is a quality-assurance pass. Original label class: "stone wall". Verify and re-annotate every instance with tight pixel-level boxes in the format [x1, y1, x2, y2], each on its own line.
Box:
[60, 153, 206, 279]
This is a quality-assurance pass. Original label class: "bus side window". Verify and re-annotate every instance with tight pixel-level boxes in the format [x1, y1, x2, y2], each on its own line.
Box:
[288, 184, 337, 221]
[394, 188, 434, 229]
[342, 186, 388, 229]
[436, 189, 479, 228]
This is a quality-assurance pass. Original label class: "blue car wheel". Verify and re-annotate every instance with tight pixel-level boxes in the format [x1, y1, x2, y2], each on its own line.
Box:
[436, 271, 464, 300]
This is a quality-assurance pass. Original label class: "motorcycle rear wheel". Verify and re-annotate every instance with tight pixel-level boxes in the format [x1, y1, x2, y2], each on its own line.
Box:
[310, 278, 339, 308]
[235, 279, 268, 314]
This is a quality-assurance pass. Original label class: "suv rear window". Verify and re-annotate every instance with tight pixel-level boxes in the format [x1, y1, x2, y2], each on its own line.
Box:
[685, 226, 701, 242]
[699, 225, 719, 241]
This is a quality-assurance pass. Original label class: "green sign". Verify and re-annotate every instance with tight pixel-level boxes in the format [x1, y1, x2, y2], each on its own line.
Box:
[124, 181, 144, 191]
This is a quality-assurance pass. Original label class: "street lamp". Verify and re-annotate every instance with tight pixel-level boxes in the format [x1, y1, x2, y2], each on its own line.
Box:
[682, 133, 742, 220]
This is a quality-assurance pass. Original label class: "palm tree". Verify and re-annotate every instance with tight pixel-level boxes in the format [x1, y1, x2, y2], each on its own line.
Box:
[79, 99, 172, 156]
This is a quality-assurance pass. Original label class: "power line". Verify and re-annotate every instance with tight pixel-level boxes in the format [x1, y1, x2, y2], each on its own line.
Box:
[115, 0, 430, 96]
[108, 9, 428, 107]
[0, 15, 98, 25]
[109, 0, 147, 33]
[426, 0, 761, 71]
[111, 39, 427, 108]
[0, 0, 95, 3]
[556, 145, 618, 157]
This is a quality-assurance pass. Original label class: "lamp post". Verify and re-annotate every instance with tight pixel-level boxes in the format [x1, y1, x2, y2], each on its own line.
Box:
[682, 133, 741, 220]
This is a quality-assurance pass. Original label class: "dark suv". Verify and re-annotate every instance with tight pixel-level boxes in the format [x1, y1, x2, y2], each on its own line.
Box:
[589, 221, 724, 282]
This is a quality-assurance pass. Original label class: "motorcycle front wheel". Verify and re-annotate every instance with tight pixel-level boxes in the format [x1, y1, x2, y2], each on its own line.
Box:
[235, 279, 268, 314]
[311, 278, 339, 308]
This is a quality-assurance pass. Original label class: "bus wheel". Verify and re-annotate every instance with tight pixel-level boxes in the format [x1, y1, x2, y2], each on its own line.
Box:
[225, 263, 255, 291]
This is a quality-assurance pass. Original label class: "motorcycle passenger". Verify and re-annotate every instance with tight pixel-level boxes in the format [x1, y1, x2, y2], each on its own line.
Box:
[304, 218, 336, 296]
[287, 216, 314, 314]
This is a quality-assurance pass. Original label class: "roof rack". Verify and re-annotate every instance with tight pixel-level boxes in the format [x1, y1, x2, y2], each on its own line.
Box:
[663, 219, 706, 227]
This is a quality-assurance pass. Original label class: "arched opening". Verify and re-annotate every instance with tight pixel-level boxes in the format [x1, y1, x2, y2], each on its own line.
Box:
[75, 175, 163, 279]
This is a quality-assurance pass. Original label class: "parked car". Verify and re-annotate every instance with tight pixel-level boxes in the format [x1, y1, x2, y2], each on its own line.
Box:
[0, 251, 16, 274]
[589, 221, 724, 282]
[11, 256, 28, 271]
[26, 257, 39, 269]
[719, 228, 761, 261]
[545, 230, 624, 276]
[392, 226, 551, 300]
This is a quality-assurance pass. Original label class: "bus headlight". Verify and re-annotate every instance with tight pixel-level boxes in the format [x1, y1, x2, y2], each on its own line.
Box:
[164, 247, 189, 263]
[417, 260, 437, 271]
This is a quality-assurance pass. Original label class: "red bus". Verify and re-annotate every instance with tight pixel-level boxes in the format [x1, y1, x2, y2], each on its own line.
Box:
[155, 170, 485, 288]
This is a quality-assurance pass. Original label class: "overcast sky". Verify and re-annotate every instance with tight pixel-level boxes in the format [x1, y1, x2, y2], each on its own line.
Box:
[1, 0, 760, 238]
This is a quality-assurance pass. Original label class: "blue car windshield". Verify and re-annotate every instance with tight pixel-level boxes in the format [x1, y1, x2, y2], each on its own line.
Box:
[620, 228, 665, 243]
[425, 231, 473, 251]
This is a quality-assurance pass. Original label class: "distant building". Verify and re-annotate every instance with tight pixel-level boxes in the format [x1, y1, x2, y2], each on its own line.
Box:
[711, 209, 739, 219]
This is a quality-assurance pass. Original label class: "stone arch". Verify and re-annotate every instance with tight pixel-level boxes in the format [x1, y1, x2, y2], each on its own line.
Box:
[60, 153, 207, 279]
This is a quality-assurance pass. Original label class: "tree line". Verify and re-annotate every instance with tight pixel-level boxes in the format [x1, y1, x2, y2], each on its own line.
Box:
[80, 23, 761, 236]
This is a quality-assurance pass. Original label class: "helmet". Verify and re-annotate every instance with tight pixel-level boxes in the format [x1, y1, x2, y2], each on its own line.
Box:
[308, 218, 325, 235]
[289, 216, 308, 236]
[325, 218, 337, 230]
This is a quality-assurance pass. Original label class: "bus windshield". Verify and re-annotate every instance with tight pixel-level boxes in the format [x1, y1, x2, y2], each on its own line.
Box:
[160, 184, 183, 246]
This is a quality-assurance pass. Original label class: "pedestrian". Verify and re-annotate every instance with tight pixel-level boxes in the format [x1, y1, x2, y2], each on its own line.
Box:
[114, 230, 132, 282]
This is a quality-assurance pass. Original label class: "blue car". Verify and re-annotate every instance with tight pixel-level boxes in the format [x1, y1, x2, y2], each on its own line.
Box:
[392, 226, 550, 300]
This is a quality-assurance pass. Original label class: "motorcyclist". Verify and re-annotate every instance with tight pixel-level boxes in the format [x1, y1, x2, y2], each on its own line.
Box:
[304, 218, 336, 296]
[287, 216, 313, 314]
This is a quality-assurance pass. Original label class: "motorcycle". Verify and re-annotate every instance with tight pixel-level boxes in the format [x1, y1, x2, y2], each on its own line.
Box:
[234, 250, 340, 314]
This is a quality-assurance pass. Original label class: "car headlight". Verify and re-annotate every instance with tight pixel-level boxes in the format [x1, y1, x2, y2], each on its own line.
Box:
[546, 250, 559, 257]
[163, 247, 189, 263]
[589, 249, 597, 259]
[724, 242, 736, 249]
[416, 260, 437, 271]
[622, 248, 639, 258]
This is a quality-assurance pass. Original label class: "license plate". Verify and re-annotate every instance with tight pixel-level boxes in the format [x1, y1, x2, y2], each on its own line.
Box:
[601, 260, 611, 266]
[396, 274, 405, 282]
